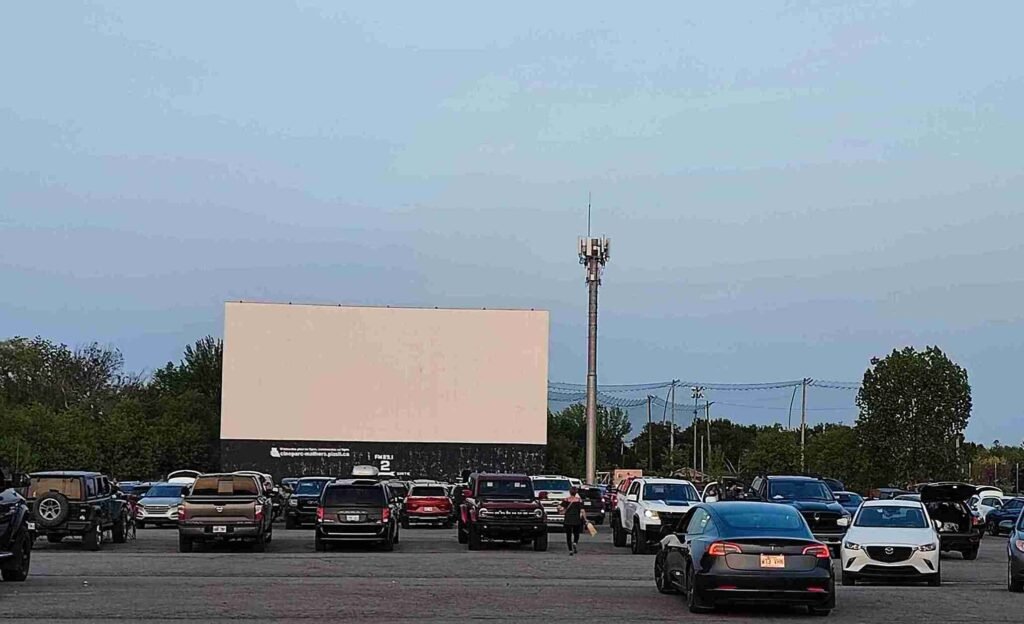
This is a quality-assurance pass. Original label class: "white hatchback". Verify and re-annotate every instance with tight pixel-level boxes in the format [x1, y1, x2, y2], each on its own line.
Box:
[840, 499, 941, 586]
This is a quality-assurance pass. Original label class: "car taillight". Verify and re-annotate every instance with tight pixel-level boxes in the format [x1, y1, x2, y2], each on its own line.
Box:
[802, 544, 831, 559]
[178, 505, 187, 521]
[972, 515, 983, 526]
[405, 501, 418, 511]
[255, 507, 264, 522]
[381, 507, 391, 521]
[316, 506, 324, 521]
[707, 542, 742, 556]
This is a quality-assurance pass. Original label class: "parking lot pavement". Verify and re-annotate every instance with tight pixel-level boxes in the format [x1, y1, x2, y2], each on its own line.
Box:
[1, 526, 1020, 623]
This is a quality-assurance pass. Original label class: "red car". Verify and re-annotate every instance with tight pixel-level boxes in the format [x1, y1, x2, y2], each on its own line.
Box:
[400, 484, 453, 529]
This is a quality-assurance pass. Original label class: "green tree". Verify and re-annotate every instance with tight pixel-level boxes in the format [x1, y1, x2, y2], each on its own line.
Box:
[804, 424, 863, 490]
[855, 346, 971, 487]
[740, 426, 800, 479]
[545, 404, 632, 477]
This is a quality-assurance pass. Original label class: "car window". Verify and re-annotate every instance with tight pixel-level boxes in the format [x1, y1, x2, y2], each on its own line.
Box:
[532, 479, 572, 491]
[86, 477, 97, 497]
[685, 509, 710, 535]
[982, 497, 1001, 506]
[409, 486, 447, 497]
[1004, 499, 1024, 511]
[716, 505, 814, 538]
[28, 477, 84, 500]
[324, 485, 387, 506]
[191, 476, 260, 496]
[628, 481, 640, 497]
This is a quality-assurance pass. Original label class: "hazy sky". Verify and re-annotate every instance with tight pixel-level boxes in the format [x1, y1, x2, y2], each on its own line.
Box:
[2, 2, 1022, 443]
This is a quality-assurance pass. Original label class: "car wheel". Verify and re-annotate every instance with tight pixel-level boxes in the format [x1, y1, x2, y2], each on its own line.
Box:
[612, 517, 627, 548]
[0, 531, 31, 582]
[82, 524, 102, 551]
[990, 522, 1000, 537]
[655, 553, 676, 594]
[928, 570, 941, 587]
[314, 533, 326, 552]
[1009, 560, 1024, 593]
[841, 570, 856, 586]
[962, 547, 979, 561]
[381, 533, 395, 552]
[401, 519, 410, 530]
[686, 562, 713, 613]
[252, 530, 267, 553]
[112, 514, 127, 544]
[631, 522, 647, 555]
[533, 532, 548, 552]
[33, 492, 71, 529]
[808, 607, 832, 616]
[457, 521, 468, 544]
[468, 526, 482, 551]
[178, 534, 193, 553]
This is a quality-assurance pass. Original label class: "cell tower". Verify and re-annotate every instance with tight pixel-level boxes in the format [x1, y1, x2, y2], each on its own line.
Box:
[578, 235, 610, 485]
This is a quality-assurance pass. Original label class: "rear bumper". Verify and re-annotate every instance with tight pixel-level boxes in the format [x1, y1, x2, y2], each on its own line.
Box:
[286, 508, 318, 523]
[317, 524, 389, 541]
[697, 571, 833, 607]
[33, 521, 95, 535]
[938, 532, 981, 550]
[404, 512, 451, 525]
[179, 523, 261, 539]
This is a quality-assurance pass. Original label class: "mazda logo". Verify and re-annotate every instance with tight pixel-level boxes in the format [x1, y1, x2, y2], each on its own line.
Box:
[884, 546, 894, 555]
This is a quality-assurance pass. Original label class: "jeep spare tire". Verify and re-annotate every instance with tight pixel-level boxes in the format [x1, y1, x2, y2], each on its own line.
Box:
[33, 492, 70, 528]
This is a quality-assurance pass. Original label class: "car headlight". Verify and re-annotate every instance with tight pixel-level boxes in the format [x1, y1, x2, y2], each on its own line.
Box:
[534, 508, 545, 519]
[1015, 539, 1024, 553]
[916, 543, 938, 552]
[843, 541, 861, 551]
[837, 515, 850, 527]
[289, 498, 298, 507]
[478, 508, 492, 518]
[644, 509, 659, 519]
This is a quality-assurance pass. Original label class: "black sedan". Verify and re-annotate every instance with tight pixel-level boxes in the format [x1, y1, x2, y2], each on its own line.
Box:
[1009, 510, 1024, 592]
[653, 502, 835, 615]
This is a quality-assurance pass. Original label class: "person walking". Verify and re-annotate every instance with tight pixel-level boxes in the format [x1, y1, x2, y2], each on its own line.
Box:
[560, 486, 585, 555]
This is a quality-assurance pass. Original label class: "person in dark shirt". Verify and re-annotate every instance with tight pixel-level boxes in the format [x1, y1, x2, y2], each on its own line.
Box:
[560, 486, 585, 555]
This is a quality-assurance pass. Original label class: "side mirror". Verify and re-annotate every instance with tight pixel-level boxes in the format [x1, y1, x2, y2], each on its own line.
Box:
[704, 496, 719, 504]
[627, 494, 638, 502]
[462, 488, 472, 499]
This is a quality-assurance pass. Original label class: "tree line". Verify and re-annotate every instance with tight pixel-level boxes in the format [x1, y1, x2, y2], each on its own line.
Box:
[3, 336, 1009, 494]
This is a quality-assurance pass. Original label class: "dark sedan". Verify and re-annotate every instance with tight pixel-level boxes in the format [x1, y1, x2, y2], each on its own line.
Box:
[987, 498, 1024, 536]
[1008, 510, 1024, 592]
[653, 502, 834, 615]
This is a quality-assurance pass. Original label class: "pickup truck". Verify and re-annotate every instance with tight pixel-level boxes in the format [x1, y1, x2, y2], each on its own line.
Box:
[177, 473, 274, 552]
[459, 473, 548, 551]
[750, 475, 851, 556]
[611, 477, 700, 554]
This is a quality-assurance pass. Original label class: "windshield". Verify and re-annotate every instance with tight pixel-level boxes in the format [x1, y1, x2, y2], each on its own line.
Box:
[717, 506, 814, 538]
[478, 479, 533, 499]
[855, 506, 929, 528]
[191, 476, 260, 496]
[532, 479, 571, 492]
[409, 486, 447, 497]
[768, 480, 833, 501]
[144, 485, 186, 498]
[324, 485, 386, 506]
[835, 493, 863, 505]
[644, 483, 700, 503]
[29, 477, 83, 500]
[295, 480, 330, 496]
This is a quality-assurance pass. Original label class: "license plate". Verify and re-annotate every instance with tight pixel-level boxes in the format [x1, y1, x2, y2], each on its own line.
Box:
[423, 507, 434, 512]
[345, 514, 361, 522]
[760, 554, 785, 568]
[27, 522, 35, 531]
[212, 526, 227, 534]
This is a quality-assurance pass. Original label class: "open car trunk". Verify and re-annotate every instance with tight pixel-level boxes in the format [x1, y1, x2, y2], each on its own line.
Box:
[926, 501, 971, 534]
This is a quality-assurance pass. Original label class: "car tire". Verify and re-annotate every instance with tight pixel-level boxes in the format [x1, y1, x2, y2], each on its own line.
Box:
[840, 571, 856, 586]
[927, 571, 941, 587]
[82, 524, 102, 551]
[0, 531, 31, 582]
[655, 554, 677, 594]
[808, 607, 832, 617]
[612, 517, 627, 548]
[962, 547, 979, 561]
[468, 526, 482, 551]
[457, 521, 468, 544]
[314, 533, 326, 552]
[631, 522, 647, 555]
[381, 534, 395, 552]
[443, 520, 452, 529]
[1008, 560, 1024, 593]
[112, 514, 127, 544]
[178, 534, 193, 553]
[990, 522, 1000, 537]
[401, 519, 410, 530]
[533, 532, 548, 552]
[686, 563, 713, 613]
[33, 492, 71, 529]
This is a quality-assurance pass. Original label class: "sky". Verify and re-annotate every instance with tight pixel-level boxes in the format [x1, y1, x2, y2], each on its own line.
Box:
[2, 1, 1022, 443]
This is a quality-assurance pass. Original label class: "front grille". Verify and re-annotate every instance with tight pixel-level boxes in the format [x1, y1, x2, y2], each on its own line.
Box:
[142, 505, 169, 514]
[866, 546, 913, 563]
[482, 509, 537, 522]
[659, 512, 685, 526]
[858, 564, 921, 576]
[801, 511, 840, 531]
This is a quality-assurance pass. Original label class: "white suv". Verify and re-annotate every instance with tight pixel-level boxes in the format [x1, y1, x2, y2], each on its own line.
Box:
[611, 478, 699, 554]
[530, 475, 573, 528]
[840, 499, 941, 586]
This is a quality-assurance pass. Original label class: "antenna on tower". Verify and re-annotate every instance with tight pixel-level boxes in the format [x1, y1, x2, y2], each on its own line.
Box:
[587, 192, 592, 237]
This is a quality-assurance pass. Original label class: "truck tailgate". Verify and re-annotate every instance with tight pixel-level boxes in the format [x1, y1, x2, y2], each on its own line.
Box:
[183, 497, 258, 523]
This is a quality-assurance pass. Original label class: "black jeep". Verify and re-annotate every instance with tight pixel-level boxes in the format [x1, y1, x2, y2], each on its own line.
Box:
[26, 471, 130, 550]
[751, 475, 851, 556]
[0, 468, 32, 582]
[458, 473, 548, 551]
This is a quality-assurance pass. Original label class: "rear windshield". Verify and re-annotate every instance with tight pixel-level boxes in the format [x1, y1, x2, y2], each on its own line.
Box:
[409, 486, 447, 497]
[717, 506, 813, 538]
[532, 479, 572, 492]
[191, 476, 260, 496]
[855, 506, 928, 528]
[768, 480, 833, 501]
[295, 480, 330, 496]
[29, 477, 83, 500]
[324, 485, 386, 506]
[478, 479, 533, 499]
[583, 487, 604, 500]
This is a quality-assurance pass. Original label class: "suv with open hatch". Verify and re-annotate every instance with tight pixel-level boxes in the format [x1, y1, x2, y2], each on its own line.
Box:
[459, 473, 548, 551]
[0, 468, 32, 582]
[920, 482, 982, 560]
[26, 471, 129, 550]
[751, 475, 850, 556]
[177, 473, 274, 552]
[315, 478, 400, 551]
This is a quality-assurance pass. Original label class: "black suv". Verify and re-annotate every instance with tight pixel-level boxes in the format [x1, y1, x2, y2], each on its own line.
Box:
[0, 468, 32, 582]
[26, 471, 130, 550]
[458, 473, 548, 551]
[920, 482, 982, 560]
[751, 475, 851, 556]
[285, 477, 333, 529]
[314, 479, 400, 551]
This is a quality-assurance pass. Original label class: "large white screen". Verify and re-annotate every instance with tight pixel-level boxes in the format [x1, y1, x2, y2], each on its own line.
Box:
[220, 302, 549, 444]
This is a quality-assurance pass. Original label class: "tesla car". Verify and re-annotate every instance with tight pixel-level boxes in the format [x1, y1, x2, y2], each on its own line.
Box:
[652, 501, 834, 615]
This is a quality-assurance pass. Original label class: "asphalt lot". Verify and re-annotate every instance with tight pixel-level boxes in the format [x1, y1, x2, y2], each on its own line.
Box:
[1, 524, 1019, 623]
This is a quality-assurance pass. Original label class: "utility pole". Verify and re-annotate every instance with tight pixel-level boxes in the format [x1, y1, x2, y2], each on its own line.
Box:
[691, 386, 704, 471]
[579, 236, 610, 486]
[800, 378, 809, 472]
[705, 401, 715, 474]
[647, 395, 654, 472]
[669, 381, 677, 465]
